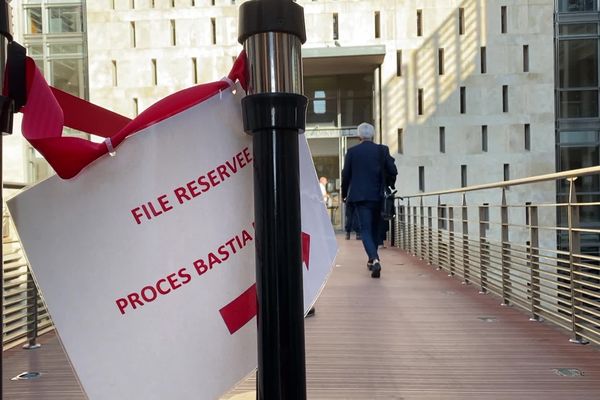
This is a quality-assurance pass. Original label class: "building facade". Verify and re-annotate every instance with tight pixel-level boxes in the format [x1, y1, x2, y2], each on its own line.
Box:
[76, 0, 556, 230]
[6, 0, 583, 237]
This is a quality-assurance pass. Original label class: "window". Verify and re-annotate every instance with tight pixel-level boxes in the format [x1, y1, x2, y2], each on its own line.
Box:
[417, 88, 424, 115]
[558, 131, 600, 193]
[133, 98, 139, 116]
[482, 125, 488, 152]
[460, 86, 466, 114]
[50, 58, 84, 97]
[502, 85, 508, 113]
[374, 11, 380, 39]
[398, 128, 404, 154]
[417, 10, 423, 37]
[151, 59, 157, 85]
[191, 0, 194, 6]
[461, 165, 467, 187]
[501, 6, 507, 34]
[480, 46, 487, 73]
[558, 38, 598, 118]
[211, 0, 215, 5]
[48, 6, 83, 33]
[333, 13, 339, 40]
[171, 20, 177, 46]
[503, 163, 510, 181]
[111, 60, 117, 86]
[305, 74, 374, 127]
[459, 8, 465, 35]
[130, 0, 135, 9]
[439, 126, 445, 153]
[211, 18, 216, 45]
[524, 124, 531, 150]
[130, 22, 136, 48]
[525, 202, 532, 225]
[171, 0, 176, 7]
[523, 45, 529, 72]
[25, 7, 43, 34]
[557, 0, 597, 12]
[192, 58, 198, 84]
[438, 48, 444, 75]
[396, 50, 402, 77]
[151, 0, 155, 7]
[419, 166, 425, 192]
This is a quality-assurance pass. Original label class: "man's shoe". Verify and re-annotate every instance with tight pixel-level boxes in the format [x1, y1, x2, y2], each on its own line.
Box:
[367, 260, 373, 271]
[345, 232, 351, 240]
[371, 260, 381, 278]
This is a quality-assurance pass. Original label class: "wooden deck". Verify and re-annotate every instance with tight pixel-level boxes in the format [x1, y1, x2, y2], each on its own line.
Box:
[4, 235, 600, 399]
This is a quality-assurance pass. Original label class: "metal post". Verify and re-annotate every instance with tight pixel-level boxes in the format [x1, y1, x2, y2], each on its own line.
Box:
[238, 1, 308, 398]
[462, 194, 470, 284]
[528, 205, 541, 321]
[566, 178, 588, 345]
[427, 205, 432, 265]
[406, 199, 412, 253]
[500, 189, 510, 306]
[436, 196, 442, 270]
[448, 206, 455, 277]
[23, 274, 41, 349]
[478, 204, 488, 294]
[419, 197, 424, 259]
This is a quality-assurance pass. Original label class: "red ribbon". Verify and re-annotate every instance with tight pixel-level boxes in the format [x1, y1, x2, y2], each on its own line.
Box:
[6, 52, 248, 179]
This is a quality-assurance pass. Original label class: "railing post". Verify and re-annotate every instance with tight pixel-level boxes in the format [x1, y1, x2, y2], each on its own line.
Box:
[528, 205, 541, 321]
[435, 196, 442, 270]
[23, 271, 41, 350]
[566, 177, 588, 345]
[448, 206, 455, 277]
[500, 189, 510, 306]
[406, 199, 412, 254]
[413, 203, 418, 256]
[419, 197, 425, 260]
[427, 205, 433, 265]
[400, 203, 406, 250]
[478, 203, 488, 294]
[462, 194, 470, 284]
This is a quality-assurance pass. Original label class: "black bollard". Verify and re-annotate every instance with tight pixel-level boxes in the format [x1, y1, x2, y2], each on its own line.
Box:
[238, 1, 308, 399]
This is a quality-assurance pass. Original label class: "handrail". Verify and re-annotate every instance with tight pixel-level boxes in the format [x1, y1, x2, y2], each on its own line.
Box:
[392, 165, 600, 347]
[400, 165, 600, 199]
[3, 181, 27, 189]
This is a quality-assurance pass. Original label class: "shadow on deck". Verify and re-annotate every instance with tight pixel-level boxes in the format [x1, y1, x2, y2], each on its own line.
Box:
[4, 235, 600, 399]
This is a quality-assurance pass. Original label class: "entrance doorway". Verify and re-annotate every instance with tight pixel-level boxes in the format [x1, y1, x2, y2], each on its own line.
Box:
[304, 72, 374, 231]
[307, 135, 361, 231]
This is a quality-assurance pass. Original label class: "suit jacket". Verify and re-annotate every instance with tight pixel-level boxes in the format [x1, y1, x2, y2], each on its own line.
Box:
[341, 141, 398, 203]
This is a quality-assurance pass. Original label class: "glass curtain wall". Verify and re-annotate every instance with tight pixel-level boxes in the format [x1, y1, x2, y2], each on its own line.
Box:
[556, 3, 600, 253]
[21, 0, 88, 181]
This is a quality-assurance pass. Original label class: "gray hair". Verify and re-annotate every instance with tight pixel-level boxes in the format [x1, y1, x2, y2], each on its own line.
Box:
[357, 122, 375, 140]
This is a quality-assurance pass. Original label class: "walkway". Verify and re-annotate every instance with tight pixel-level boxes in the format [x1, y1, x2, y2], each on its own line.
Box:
[3, 235, 600, 399]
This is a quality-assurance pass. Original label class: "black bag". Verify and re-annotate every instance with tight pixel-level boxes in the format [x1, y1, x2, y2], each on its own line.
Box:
[379, 145, 397, 221]
[381, 186, 396, 221]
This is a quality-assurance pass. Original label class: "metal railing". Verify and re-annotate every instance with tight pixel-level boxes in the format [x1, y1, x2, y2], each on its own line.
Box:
[394, 166, 600, 346]
[3, 184, 53, 350]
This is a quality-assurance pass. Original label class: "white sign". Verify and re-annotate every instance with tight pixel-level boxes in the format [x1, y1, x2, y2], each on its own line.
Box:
[7, 85, 337, 400]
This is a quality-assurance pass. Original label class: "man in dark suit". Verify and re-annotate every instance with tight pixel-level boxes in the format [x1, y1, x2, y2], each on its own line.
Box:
[342, 123, 397, 278]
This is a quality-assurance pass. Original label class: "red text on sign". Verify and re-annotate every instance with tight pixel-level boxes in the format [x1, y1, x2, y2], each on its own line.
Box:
[115, 267, 192, 315]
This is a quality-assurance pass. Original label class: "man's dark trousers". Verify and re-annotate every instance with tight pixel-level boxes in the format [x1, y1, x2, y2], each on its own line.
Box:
[353, 200, 381, 261]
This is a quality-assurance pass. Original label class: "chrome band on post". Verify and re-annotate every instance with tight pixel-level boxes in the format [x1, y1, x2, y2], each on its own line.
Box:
[244, 32, 303, 95]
